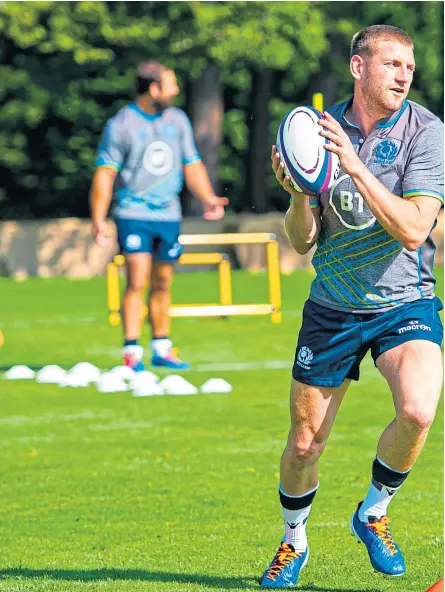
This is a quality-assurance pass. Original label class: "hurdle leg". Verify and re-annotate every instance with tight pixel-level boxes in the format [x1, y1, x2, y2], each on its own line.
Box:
[312, 92, 324, 112]
[218, 258, 232, 306]
[266, 241, 282, 323]
[107, 261, 121, 326]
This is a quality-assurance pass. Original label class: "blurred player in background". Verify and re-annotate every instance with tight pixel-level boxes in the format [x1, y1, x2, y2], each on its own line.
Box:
[261, 25, 443, 587]
[90, 61, 228, 371]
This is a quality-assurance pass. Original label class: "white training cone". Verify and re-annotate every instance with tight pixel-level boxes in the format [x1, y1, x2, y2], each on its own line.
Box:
[200, 378, 233, 393]
[132, 382, 164, 397]
[160, 375, 198, 395]
[109, 365, 136, 381]
[130, 371, 159, 390]
[5, 365, 35, 380]
[36, 365, 66, 384]
[59, 373, 91, 388]
[69, 362, 102, 383]
[96, 372, 129, 393]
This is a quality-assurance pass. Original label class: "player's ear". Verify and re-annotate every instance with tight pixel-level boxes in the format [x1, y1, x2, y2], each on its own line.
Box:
[350, 54, 364, 81]
[149, 81, 161, 99]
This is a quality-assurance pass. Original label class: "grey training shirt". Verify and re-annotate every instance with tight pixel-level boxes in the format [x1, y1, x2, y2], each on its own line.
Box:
[95, 103, 201, 221]
[309, 98, 444, 313]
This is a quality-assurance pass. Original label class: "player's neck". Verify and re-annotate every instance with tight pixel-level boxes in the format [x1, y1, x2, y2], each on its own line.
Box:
[135, 96, 158, 115]
[348, 93, 394, 137]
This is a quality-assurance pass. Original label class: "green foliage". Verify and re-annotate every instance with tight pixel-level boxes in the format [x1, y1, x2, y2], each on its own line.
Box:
[0, 1, 442, 217]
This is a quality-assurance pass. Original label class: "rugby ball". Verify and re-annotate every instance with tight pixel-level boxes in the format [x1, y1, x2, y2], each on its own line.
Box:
[276, 106, 340, 196]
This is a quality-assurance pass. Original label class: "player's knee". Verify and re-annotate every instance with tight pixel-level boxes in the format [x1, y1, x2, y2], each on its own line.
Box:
[126, 278, 146, 293]
[286, 430, 327, 465]
[151, 277, 171, 294]
[151, 270, 173, 294]
[398, 404, 436, 432]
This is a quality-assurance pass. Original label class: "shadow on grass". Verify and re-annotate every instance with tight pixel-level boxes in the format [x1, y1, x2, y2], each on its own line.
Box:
[0, 568, 384, 591]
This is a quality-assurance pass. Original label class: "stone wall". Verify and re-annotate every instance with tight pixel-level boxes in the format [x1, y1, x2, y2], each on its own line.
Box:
[0, 211, 442, 278]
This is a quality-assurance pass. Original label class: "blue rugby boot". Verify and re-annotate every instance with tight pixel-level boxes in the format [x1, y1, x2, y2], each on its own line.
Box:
[151, 345, 190, 370]
[350, 502, 406, 577]
[259, 542, 309, 588]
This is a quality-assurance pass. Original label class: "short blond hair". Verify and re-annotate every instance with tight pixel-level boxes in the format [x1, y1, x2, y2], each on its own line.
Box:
[350, 25, 413, 59]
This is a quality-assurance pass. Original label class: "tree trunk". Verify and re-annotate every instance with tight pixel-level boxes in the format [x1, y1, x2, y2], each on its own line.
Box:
[245, 68, 272, 214]
[186, 64, 223, 216]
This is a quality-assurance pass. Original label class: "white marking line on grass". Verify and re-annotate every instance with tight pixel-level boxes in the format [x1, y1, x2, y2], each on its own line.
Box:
[5, 317, 99, 329]
[82, 349, 293, 372]
[195, 360, 291, 372]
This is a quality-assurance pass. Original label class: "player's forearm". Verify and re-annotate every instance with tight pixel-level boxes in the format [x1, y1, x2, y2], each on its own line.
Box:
[89, 168, 116, 223]
[184, 161, 215, 203]
[350, 162, 435, 250]
[284, 198, 320, 255]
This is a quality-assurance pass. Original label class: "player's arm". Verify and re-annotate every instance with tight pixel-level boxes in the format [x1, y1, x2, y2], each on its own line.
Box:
[178, 109, 228, 220]
[183, 161, 228, 220]
[344, 165, 441, 250]
[89, 167, 117, 245]
[272, 146, 321, 255]
[90, 119, 125, 245]
[320, 113, 443, 251]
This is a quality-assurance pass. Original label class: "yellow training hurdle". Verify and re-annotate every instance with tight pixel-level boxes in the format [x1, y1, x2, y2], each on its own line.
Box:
[106, 232, 282, 325]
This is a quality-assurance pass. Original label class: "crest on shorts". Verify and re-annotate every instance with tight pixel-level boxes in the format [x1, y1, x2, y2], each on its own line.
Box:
[374, 139, 399, 165]
[297, 346, 314, 369]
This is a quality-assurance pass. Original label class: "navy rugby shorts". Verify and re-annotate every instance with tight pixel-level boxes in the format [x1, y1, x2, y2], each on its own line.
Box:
[293, 297, 444, 387]
[115, 218, 182, 263]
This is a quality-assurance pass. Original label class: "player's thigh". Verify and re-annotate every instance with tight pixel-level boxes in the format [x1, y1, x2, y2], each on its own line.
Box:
[151, 261, 175, 292]
[376, 340, 443, 424]
[289, 378, 351, 442]
[125, 253, 152, 291]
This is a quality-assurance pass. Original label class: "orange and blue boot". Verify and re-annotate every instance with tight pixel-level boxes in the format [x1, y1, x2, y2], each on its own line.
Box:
[350, 502, 406, 576]
[259, 542, 309, 588]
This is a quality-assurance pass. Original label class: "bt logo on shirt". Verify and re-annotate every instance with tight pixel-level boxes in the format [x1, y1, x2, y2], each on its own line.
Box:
[329, 174, 376, 231]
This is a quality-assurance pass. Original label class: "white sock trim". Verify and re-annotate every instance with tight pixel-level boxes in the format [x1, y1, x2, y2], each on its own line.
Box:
[279, 482, 319, 499]
[376, 455, 410, 475]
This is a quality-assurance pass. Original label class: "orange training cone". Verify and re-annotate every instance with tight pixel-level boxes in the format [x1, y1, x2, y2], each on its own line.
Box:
[425, 577, 444, 592]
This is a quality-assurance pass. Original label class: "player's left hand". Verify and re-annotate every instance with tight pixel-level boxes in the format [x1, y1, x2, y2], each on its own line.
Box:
[202, 196, 229, 220]
[318, 112, 363, 177]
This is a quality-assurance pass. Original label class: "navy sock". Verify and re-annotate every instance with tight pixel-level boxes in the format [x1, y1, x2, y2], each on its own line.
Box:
[372, 456, 410, 489]
[124, 339, 138, 347]
[279, 485, 318, 510]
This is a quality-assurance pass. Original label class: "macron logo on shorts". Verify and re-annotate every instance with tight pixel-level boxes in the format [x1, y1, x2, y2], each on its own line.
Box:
[397, 320, 432, 334]
[126, 234, 142, 251]
[297, 346, 314, 370]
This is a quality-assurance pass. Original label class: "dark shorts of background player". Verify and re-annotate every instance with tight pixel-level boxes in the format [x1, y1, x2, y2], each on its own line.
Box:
[115, 218, 182, 263]
[293, 296, 444, 388]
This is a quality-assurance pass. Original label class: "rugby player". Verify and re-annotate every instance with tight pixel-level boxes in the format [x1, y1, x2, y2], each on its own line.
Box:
[261, 25, 443, 587]
[90, 62, 228, 371]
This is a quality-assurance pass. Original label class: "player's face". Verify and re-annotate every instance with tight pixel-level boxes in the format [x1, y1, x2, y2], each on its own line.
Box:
[152, 70, 179, 108]
[362, 40, 415, 114]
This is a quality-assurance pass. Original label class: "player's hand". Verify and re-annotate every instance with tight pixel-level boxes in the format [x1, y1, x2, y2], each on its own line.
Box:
[93, 220, 113, 247]
[271, 145, 302, 200]
[202, 196, 229, 221]
[318, 112, 363, 177]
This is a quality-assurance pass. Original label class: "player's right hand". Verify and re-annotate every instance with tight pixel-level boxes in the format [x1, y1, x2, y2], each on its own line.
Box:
[93, 220, 113, 247]
[271, 146, 301, 200]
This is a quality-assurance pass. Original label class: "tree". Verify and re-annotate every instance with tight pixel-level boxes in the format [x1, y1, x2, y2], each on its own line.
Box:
[0, 1, 442, 218]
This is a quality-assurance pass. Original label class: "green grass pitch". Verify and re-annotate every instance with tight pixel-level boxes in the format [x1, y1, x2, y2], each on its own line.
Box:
[0, 269, 443, 592]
